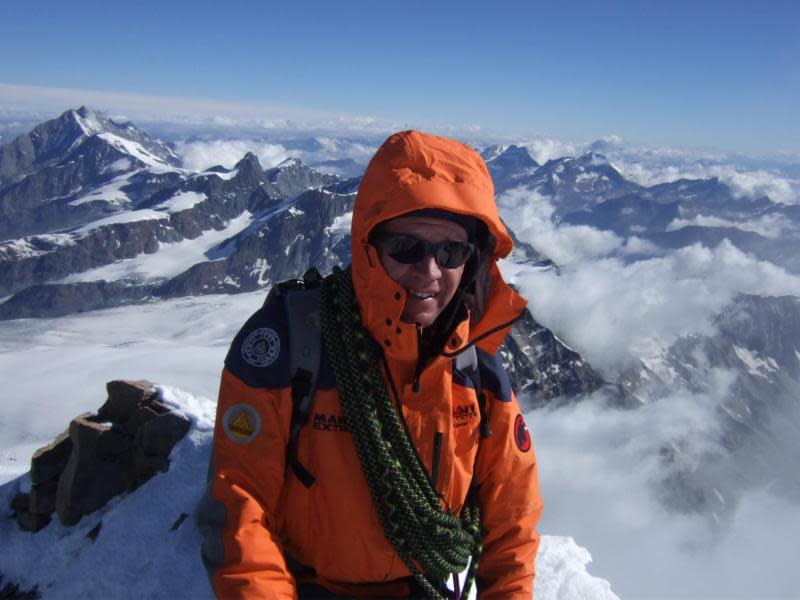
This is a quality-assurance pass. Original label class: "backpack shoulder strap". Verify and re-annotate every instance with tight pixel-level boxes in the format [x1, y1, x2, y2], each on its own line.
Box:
[456, 346, 492, 438]
[283, 269, 323, 488]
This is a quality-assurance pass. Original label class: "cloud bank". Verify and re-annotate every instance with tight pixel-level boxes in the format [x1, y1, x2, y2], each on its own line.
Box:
[527, 390, 800, 599]
[498, 187, 800, 371]
[174, 140, 290, 171]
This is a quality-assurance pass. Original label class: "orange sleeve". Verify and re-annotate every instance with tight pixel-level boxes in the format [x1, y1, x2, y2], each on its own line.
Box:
[473, 390, 543, 599]
[200, 368, 297, 600]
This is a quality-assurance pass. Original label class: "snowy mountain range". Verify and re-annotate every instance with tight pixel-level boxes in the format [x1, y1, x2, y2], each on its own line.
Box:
[0, 108, 602, 407]
[2, 107, 799, 599]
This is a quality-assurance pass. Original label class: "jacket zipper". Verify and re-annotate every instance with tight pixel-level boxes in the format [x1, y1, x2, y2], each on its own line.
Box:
[412, 323, 424, 393]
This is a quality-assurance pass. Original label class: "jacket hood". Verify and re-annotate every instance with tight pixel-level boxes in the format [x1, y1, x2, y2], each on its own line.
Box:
[351, 130, 512, 258]
[350, 130, 526, 361]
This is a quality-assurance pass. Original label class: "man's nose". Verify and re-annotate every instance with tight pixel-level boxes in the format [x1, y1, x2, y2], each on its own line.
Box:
[413, 253, 441, 278]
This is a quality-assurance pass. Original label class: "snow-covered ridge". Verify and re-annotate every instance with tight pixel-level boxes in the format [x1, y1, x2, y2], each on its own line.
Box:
[0, 384, 619, 600]
[97, 132, 171, 169]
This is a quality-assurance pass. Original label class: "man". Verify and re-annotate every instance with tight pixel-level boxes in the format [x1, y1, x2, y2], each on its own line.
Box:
[199, 130, 543, 599]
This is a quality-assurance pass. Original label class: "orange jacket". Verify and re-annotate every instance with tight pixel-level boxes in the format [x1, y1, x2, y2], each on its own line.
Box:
[201, 131, 543, 599]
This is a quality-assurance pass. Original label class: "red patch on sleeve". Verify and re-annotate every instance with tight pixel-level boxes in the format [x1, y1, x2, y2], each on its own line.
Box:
[514, 414, 531, 453]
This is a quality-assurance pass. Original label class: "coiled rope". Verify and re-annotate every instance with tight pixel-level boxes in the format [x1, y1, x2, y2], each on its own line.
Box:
[319, 265, 482, 599]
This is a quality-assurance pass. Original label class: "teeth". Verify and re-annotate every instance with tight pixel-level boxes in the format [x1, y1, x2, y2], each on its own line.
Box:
[409, 290, 434, 299]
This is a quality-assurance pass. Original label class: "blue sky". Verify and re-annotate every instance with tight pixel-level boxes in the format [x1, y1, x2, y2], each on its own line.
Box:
[1, 0, 798, 154]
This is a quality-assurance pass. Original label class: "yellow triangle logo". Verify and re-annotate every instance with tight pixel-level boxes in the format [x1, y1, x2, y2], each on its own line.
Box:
[229, 410, 254, 440]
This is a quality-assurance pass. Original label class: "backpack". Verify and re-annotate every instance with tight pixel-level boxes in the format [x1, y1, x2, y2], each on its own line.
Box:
[274, 268, 488, 488]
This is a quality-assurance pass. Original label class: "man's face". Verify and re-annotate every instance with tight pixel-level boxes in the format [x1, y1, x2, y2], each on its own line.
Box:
[374, 215, 468, 328]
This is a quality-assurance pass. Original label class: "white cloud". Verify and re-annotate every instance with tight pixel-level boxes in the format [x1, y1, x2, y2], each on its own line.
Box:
[174, 139, 289, 171]
[497, 188, 624, 265]
[606, 154, 800, 205]
[513, 241, 800, 372]
[0, 83, 403, 139]
[666, 212, 795, 239]
[306, 136, 377, 163]
[527, 388, 800, 599]
[521, 138, 582, 165]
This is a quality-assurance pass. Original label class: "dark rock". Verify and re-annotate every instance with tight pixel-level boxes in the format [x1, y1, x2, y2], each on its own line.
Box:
[264, 157, 340, 199]
[501, 309, 607, 408]
[15, 379, 191, 529]
[10, 493, 29, 514]
[98, 380, 158, 423]
[138, 411, 190, 457]
[124, 404, 163, 436]
[30, 429, 72, 484]
[28, 479, 59, 516]
[132, 452, 169, 484]
[14, 508, 51, 533]
[95, 427, 133, 460]
[55, 415, 128, 526]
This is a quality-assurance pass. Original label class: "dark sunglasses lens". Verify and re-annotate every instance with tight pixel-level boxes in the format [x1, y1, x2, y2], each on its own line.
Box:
[436, 241, 474, 268]
[385, 236, 426, 264]
[382, 234, 474, 268]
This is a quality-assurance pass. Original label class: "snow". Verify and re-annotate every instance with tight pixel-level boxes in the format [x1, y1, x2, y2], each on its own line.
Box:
[250, 257, 271, 286]
[73, 109, 103, 136]
[284, 234, 303, 255]
[72, 209, 169, 235]
[641, 354, 680, 385]
[68, 171, 136, 207]
[153, 190, 208, 213]
[62, 212, 253, 284]
[0, 296, 615, 598]
[588, 154, 610, 167]
[97, 132, 170, 169]
[0, 234, 75, 260]
[732, 345, 778, 378]
[288, 206, 304, 217]
[102, 158, 133, 174]
[0, 386, 217, 599]
[534, 537, 620, 600]
[197, 168, 238, 181]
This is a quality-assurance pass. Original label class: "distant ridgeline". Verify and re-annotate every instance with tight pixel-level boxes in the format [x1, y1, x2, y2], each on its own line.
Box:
[0, 107, 608, 409]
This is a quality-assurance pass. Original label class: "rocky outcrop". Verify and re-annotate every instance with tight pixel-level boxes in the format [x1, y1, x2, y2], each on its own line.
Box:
[10, 380, 189, 531]
[264, 157, 340, 199]
[502, 309, 607, 408]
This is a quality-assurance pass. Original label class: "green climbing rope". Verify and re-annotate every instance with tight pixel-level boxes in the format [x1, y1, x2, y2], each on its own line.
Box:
[319, 265, 483, 599]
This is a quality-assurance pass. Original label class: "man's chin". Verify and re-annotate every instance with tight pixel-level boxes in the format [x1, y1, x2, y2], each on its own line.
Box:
[400, 309, 439, 329]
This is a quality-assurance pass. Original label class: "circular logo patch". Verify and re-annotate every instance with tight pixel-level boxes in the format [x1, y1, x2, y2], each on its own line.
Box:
[514, 414, 531, 453]
[242, 327, 280, 367]
[223, 404, 262, 445]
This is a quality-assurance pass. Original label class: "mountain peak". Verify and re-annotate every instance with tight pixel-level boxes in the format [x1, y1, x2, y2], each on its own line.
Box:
[68, 106, 106, 137]
[579, 151, 611, 167]
[235, 152, 263, 170]
[277, 157, 304, 169]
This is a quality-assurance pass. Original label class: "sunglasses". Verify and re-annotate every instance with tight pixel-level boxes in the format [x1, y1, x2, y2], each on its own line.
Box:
[377, 233, 475, 269]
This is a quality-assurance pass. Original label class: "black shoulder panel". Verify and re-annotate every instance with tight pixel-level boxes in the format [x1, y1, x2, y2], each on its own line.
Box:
[452, 361, 475, 390]
[224, 292, 292, 389]
[476, 347, 513, 402]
